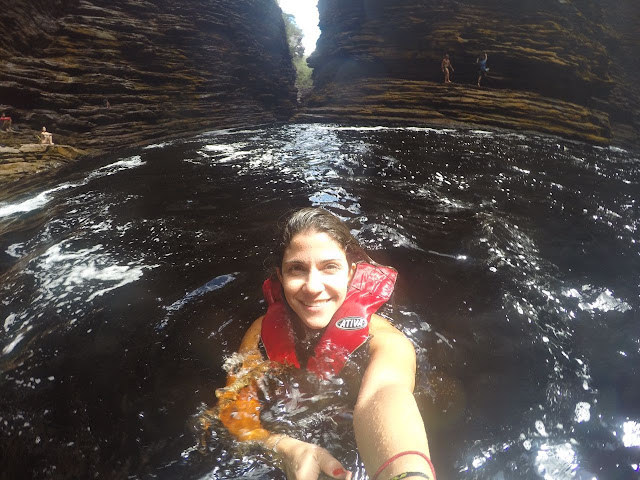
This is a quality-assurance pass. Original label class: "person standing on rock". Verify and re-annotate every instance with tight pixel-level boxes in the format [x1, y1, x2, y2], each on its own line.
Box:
[40, 127, 54, 145]
[441, 54, 454, 84]
[476, 53, 489, 87]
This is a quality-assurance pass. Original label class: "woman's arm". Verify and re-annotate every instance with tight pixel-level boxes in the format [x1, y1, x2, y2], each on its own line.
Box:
[353, 315, 434, 480]
[218, 317, 351, 480]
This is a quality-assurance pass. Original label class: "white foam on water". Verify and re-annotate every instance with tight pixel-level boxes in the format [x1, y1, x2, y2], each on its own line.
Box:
[223, 151, 253, 163]
[6, 243, 25, 258]
[608, 146, 627, 153]
[89, 221, 112, 233]
[34, 240, 156, 306]
[406, 126, 458, 134]
[197, 143, 252, 164]
[623, 421, 640, 447]
[359, 222, 423, 251]
[158, 273, 238, 330]
[0, 184, 76, 218]
[202, 144, 238, 154]
[535, 443, 577, 479]
[471, 129, 496, 136]
[73, 264, 147, 302]
[574, 402, 591, 423]
[0, 156, 144, 219]
[328, 125, 391, 132]
[536, 420, 549, 437]
[471, 455, 487, 468]
[564, 288, 581, 299]
[143, 141, 172, 150]
[86, 156, 144, 181]
[2, 330, 27, 355]
[562, 285, 632, 313]
[580, 289, 631, 313]
[3, 313, 17, 331]
[309, 186, 361, 213]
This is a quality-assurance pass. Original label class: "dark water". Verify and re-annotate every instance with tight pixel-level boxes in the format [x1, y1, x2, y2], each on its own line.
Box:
[1, 124, 639, 480]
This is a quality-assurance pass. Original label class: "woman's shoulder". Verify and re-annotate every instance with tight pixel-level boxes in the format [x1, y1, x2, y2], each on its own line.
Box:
[369, 314, 401, 333]
[366, 314, 416, 372]
[369, 315, 413, 348]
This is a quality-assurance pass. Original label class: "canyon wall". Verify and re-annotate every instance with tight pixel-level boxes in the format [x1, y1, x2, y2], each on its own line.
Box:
[306, 0, 640, 146]
[0, 0, 297, 153]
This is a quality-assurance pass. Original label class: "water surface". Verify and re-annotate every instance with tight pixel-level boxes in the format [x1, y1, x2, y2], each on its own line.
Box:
[1, 124, 639, 479]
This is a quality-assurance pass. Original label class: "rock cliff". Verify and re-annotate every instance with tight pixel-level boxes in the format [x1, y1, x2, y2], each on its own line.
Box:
[0, 0, 297, 156]
[305, 0, 640, 146]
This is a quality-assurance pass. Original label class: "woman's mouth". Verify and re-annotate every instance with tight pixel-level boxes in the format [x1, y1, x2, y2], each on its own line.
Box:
[301, 299, 330, 309]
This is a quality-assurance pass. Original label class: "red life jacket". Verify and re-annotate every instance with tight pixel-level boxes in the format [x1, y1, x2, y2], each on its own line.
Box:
[260, 262, 397, 379]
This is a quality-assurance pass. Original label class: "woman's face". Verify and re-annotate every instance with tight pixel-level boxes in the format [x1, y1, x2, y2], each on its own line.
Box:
[278, 230, 355, 330]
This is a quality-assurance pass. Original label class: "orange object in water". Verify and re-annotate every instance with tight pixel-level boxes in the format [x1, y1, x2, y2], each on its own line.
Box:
[211, 352, 272, 442]
[217, 380, 269, 441]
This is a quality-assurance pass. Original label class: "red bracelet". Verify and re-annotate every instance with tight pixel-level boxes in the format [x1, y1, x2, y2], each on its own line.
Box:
[372, 451, 436, 480]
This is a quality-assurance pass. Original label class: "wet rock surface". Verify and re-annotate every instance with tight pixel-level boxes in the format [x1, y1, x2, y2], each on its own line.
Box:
[0, 129, 86, 187]
[306, 0, 640, 147]
[0, 0, 297, 175]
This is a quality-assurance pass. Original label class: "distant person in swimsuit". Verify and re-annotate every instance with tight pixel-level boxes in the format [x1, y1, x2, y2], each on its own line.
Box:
[207, 208, 435, 480]
[477, 53, 489, 87]
[0, 113, 12, 131]
[40, 127, 54, 145]
[441, 54, 454, 84]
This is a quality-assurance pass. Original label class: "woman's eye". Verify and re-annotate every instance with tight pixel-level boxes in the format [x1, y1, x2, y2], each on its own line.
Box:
[288, 265, 305, 274]
[324, 263, 340, 272]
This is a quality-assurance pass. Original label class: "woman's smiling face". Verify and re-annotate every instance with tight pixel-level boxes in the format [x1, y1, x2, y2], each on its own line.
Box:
[278, 230, 355, 330]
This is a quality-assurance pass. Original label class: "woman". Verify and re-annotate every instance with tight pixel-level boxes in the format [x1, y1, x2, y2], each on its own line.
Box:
[441, 54, 454, 84]
[39, 126, 54, 145]
[214, 208, 435, 480]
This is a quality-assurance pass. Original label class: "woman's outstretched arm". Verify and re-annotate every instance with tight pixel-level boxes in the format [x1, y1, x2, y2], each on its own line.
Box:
[354, 315, 434, 480]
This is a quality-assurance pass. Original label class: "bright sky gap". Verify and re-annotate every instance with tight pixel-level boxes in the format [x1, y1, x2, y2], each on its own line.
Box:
[278, 0, 320, 54]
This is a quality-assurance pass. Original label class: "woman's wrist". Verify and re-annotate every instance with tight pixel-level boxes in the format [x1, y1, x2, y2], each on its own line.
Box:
[372, 451, 436, 480]
[387, 474, 431, 480]
[264, 433, 292, 454]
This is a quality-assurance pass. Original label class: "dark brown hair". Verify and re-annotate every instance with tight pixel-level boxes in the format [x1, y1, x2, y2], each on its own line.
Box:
[273, 208, 370, 271]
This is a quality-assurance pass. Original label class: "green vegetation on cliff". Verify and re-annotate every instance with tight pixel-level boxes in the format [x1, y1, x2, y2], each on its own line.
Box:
[283, 12, 313, 100]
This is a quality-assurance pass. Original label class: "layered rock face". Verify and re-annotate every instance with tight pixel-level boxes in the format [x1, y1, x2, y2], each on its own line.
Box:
[306, 0, 639, 146]
[0, 0, 296, 153]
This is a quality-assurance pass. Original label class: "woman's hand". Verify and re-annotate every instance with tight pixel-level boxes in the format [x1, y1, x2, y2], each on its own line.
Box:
[275, 435, 352, 480]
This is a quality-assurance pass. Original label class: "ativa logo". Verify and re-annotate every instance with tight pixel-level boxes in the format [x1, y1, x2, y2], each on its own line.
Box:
[335, 316, 367, 331]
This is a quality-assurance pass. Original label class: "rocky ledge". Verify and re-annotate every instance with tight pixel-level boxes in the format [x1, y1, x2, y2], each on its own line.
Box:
[306, 0, 639, 147]
[0, 130, 86, 183]
[0, 0, 296, 185]
[300, 79, 610, 143]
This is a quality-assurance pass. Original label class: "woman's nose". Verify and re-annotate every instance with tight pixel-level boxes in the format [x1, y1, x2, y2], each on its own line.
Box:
[303, 269, 324, 293]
